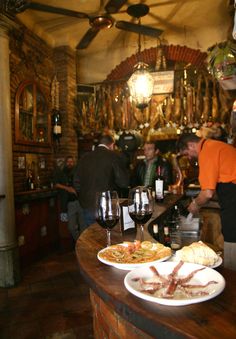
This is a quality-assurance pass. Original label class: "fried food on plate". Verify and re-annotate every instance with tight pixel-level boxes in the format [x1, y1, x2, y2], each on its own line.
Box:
[98, 241, 171, 264]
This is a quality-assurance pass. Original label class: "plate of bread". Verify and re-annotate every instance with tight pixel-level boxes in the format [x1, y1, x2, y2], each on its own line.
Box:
[172, 241, 222, 268]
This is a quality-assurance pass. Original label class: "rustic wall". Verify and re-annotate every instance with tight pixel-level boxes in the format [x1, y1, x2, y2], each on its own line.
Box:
[9, 24, 78, 192]
[53, 46, 78, 159]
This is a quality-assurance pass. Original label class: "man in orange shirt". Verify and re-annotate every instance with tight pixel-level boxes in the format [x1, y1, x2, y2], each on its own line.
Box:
[176, 133, 236, 270]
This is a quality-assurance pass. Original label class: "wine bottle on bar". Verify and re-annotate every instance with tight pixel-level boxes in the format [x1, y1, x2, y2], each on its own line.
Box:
[152, 224, 160, 242]
[155, 166, 164, 202]
[26, 169, 34, 190]
[163, 226, 171, 247]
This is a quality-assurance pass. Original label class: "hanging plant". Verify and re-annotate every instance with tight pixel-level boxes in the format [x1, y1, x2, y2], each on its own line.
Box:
[207, 40, 236, 90]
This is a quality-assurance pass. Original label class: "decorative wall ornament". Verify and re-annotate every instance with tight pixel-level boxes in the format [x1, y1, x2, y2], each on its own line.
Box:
[207, 40, 236, 90]
[18, 156, 25, 169]
[51, 75, 60, 110]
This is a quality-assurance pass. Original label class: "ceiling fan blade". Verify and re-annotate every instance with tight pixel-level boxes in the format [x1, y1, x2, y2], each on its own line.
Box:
[148, 12, 183, 33]
[76, 28, 100, 49]
[23, 2, 89, 19]
[105, 0, 128, 14]
[149, 0, 181, 7]
[115, 21, 163, 37]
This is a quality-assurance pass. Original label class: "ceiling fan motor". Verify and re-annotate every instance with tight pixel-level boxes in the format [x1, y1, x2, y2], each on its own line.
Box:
[89, 15, 114, 30]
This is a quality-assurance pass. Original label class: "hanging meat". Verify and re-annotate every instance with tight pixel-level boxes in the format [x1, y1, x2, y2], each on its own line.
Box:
[111, 85, 122, 130]
[219, 85, 231, 123]
[195, 74, 203, 122]
[173, 80, 182, 123]
[211, 80, 219, 122]
[202, 75, 210, 123]
[186, 84, 194, 125]
[165, 95, 174, 122]
[149, 95, 167, 128]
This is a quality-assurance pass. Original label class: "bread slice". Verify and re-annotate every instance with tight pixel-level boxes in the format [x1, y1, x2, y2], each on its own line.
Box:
[175, 241, 219, 266]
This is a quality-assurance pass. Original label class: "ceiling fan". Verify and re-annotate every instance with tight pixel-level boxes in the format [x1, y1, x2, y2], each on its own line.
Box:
[10, 0, 165, 49]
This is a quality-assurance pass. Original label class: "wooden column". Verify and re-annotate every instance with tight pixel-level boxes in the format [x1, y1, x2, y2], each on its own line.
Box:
[0, 14, 20, 287]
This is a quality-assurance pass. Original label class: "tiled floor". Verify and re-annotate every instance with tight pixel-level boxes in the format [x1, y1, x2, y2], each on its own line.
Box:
[0, 250, 94, 339]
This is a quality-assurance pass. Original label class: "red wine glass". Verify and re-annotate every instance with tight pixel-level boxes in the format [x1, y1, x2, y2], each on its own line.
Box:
[128, 186, 153, 242]
[95, 190, 120, 247]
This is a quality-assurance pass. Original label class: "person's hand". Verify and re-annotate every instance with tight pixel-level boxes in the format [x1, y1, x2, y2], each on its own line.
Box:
[67, 186, 77, 195]
[188, 199, 200, 215]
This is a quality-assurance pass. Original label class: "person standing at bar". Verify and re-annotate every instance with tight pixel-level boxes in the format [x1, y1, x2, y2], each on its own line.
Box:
[131, 141, 173, 190]
[176, 133, 236, 270]
[53, 156, 85, 240]
[74, 134, 129, 227]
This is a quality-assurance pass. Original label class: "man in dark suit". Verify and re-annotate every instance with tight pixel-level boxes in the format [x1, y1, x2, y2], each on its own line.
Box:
[74, 134, 129, 228]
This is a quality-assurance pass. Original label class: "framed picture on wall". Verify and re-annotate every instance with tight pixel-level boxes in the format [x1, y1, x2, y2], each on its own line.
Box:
[39, 158, 46, 169]
[152, 70, 174, 94]
[18, 156, 26, 169]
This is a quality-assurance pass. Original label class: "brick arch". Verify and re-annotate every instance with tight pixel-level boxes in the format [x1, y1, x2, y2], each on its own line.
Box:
[106, 45, 207, 81]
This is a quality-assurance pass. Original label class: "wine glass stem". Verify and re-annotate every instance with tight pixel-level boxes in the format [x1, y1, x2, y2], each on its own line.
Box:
[106, 229, 111, 247]
[140, 224, 144, 242]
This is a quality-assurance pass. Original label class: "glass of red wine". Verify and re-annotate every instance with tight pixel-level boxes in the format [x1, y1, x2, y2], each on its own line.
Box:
[95, 190, 120, 247]
[128, 186, 153, 242]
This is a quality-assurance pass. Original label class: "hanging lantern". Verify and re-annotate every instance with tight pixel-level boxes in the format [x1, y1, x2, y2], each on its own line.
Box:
[128, 62, 154, 110]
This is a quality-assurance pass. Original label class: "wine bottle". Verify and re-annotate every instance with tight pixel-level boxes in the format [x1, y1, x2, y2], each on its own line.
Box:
[52, 110, 62, 137]
[172, 204, 181, 227]
[120, 200, 136, 234]
[163, 226, 171, 247]
[153, 224, 160, 242]
[155, 166, 164, 202]
[26, 170, 34, 190]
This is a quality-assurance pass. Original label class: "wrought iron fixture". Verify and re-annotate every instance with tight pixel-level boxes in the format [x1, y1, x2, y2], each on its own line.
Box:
[127, 4, 154, 110]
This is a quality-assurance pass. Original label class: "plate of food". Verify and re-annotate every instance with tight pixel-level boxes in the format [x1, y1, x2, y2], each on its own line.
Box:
[172, 241, 223, 268]
[97, 241, 172, 270]
[124, 261, 225, 306]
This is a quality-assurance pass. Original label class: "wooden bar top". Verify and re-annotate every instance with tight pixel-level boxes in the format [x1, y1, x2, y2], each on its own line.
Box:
[76, 195, 236, 338]
[14, 188, 58, 203]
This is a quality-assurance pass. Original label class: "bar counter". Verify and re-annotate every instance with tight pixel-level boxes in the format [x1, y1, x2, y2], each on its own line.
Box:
[76, 195, 236, 338]
[14, 188, 58, 203]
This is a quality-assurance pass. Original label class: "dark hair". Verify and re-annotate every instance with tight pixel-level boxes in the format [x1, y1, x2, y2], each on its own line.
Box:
[176, 133, 201, 152]
[99, 134, 114, 146]
[144, 141, 159, 151]
[65, 155, 73, 161]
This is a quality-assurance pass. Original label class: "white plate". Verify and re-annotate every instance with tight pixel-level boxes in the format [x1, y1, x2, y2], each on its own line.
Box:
[210, 256, 223, 268]
[170, 254, 223, 269]
[97, 246, 172, 271]
[124, 261, 225, 306]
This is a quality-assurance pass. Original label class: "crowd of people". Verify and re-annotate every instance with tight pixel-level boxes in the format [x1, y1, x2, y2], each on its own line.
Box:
[53, 132, 236, 270]
[53, 136, 172, 239]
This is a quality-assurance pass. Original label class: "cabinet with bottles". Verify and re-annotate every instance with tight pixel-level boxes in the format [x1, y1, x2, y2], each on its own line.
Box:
[15, 80, 51, 147]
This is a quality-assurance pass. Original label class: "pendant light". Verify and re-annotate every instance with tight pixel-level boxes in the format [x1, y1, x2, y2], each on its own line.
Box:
[127, 6, 154, 110]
